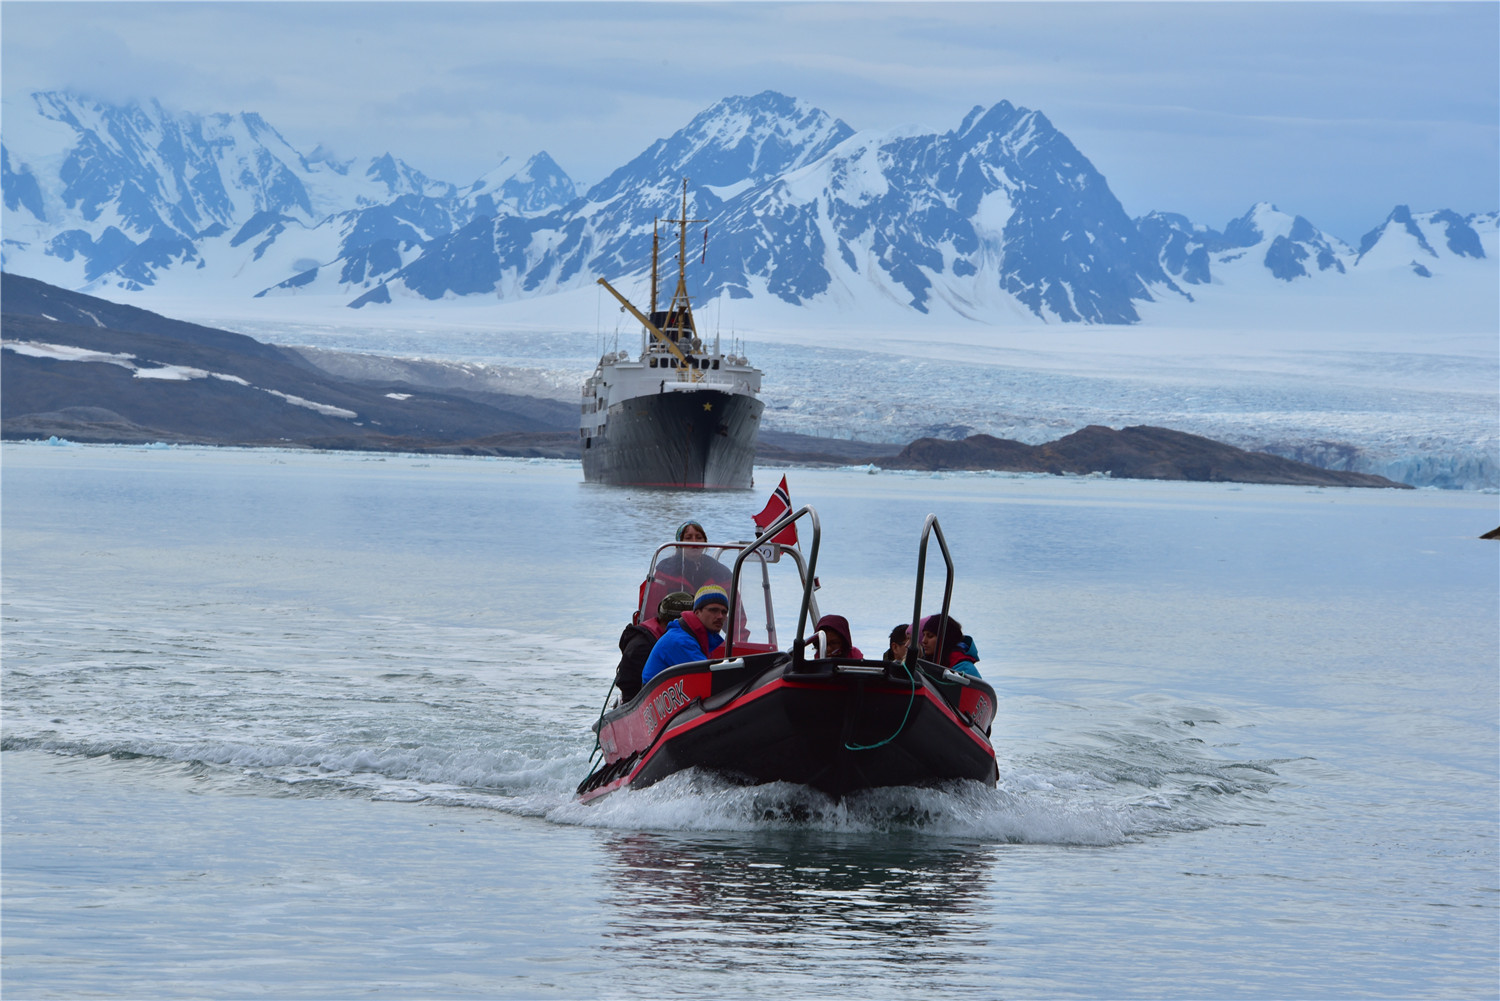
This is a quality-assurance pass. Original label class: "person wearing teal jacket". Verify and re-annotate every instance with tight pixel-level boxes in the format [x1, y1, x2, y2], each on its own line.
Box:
[919, 614, 981, 678]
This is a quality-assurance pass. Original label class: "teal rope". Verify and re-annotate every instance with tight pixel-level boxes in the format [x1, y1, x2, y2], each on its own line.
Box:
[584, 687, 613, 776]
[845, 659, 918, 751]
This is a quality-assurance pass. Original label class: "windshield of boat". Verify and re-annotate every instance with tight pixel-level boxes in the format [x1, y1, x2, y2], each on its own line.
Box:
[639, 542, 814, 653]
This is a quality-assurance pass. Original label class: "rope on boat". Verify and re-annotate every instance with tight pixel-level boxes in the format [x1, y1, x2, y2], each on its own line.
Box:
[584, 687, 613, 776]
[845, 659, 918, 751]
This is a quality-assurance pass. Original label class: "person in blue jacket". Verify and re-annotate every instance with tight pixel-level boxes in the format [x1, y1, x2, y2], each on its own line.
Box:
[640, 585, 729, 686]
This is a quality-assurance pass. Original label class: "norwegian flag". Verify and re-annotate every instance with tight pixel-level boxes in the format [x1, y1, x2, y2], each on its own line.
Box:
[752, 475, 798, 545]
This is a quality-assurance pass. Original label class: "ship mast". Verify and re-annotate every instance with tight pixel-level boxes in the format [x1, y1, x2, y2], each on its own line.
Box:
[664, 178, 705, 340]
[593, 178, 706, 376]
[649, 218, 659, 317]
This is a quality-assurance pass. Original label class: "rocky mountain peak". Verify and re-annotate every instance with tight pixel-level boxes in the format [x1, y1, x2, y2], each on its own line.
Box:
[2, 88, 1493, 325]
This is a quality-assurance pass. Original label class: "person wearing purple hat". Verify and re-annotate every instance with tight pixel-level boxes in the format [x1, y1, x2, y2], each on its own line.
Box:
[640, 585, 729, 686]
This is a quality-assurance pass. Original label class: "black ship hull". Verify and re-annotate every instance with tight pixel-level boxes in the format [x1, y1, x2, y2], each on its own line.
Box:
[582, 387, 763, 489]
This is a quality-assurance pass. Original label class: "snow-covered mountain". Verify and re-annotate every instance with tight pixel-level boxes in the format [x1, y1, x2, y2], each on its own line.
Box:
[1, 91, 574, 299]
[2, 88, 1495, 330]
[333, 96, 1185, 323]
[343, 92, 858, 307]
[1139, 203, 1351, 287]
[1355, 204, 1493, 274]
[693, 100, 1176, 323]
[1138, 200, 1494, 287]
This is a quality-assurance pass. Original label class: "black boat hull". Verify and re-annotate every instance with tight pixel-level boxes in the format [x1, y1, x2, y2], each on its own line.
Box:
[578, 656, 999, 802]
[582, 388, 763, 489]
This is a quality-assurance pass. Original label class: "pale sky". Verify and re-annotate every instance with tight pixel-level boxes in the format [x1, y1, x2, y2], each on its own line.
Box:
[2, 1, 1496, 242]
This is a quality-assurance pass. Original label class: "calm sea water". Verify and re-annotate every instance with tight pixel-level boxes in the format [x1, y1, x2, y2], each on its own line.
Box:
[3, 442, 1496, 998]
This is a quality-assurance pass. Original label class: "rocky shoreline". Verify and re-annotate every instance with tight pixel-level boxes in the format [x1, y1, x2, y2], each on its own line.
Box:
[878, 425, 1407, 488]
[2, 274, 1408, 488]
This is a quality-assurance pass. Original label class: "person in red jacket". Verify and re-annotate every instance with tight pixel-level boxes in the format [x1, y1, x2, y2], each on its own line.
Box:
[810, 614, 864, 659]
[614, 591, 693, 701]
[652, 520, 732, 595]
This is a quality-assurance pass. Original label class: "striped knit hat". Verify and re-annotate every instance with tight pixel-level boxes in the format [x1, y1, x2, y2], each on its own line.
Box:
[693, 584, 729, 610]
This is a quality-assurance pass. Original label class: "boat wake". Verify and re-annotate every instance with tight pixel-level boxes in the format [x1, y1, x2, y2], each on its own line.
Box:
[541, 736, 1286, 846]
[5, 708, 1287, 848]
[2, 579, 1288, 848]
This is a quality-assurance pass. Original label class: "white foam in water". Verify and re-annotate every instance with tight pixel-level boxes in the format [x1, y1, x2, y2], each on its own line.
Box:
[540, 722, 1271, 845]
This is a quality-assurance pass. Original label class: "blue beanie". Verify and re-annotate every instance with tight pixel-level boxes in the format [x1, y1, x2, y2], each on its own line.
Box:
[693, 584, 729, 610]
[676, 520, 706, 542]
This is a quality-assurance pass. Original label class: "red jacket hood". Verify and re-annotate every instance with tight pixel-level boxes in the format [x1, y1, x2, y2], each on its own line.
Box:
[815, 614, 862, 658]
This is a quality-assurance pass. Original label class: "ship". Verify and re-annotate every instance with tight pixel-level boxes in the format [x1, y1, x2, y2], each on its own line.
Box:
[582, 180, 764, 489]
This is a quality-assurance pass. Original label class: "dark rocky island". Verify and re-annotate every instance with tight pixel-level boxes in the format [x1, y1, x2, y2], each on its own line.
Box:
[880, 426, 1408, 487]
[2, 273, 1408, 488]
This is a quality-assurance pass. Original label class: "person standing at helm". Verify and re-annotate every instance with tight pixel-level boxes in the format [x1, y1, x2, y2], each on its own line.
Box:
[653, 520, 733, 595]
[640, 585, 729, 686]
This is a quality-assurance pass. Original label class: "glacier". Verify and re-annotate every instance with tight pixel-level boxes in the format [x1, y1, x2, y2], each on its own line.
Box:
[201, 292, 1497, 491]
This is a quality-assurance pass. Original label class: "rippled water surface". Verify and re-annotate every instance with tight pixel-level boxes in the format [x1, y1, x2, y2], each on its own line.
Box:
[3, 442, 1496, 998]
